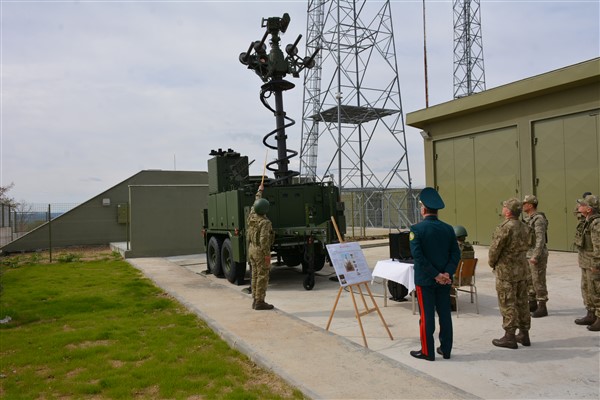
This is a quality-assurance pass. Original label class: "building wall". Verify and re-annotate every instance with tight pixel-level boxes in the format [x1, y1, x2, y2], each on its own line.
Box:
[1, 170, 208, 256]
[125, 185, 208, 258]
[407, 58, 600, 250]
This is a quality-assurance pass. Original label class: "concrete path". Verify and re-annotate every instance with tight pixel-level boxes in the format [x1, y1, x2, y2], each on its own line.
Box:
[125, 243, 599, 399]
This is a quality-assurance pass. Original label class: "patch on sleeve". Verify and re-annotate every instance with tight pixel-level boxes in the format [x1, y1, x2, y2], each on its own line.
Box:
[409, 231, 415, 241]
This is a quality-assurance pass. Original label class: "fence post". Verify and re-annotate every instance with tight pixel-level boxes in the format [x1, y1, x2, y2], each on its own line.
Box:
[48, 204, 52, 263]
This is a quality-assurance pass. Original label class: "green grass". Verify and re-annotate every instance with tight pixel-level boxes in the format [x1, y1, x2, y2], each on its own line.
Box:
[0, 256, 305, 399]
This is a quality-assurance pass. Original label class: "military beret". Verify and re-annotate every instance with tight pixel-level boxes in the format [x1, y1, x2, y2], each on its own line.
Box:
[577, 194, 599, 211]
[419, 187, 445, 210]
[502, 198, 522, 215]
[522, 194, 538, 205]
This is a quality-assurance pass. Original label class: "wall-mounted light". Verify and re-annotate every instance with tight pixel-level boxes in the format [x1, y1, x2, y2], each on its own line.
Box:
[419, 130, 431, 140]
[102, 198, 111, 206]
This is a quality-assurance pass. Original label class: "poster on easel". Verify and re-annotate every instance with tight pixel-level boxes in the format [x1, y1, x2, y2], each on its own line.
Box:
[326, 241, 372, 286]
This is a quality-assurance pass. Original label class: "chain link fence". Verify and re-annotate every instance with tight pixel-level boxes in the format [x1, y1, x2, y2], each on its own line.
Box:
[1, 203, 78, 248]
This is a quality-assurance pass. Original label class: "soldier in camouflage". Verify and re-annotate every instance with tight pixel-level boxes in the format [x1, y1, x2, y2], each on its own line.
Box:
[454, 225, 475, 260]
[488, 198, 532, 349]
[450, 225, 475, 311]
[573, 194, 600, 331]
[522, 195, 549, 318]
[246, 185, 275, 310]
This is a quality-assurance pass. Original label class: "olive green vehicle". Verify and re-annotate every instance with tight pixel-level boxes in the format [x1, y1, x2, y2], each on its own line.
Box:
[202, 13, 345, 290]
[202, 149, 346, 290]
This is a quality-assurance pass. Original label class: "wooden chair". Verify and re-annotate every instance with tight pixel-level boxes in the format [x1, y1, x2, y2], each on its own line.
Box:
[451, 258, 479, 317]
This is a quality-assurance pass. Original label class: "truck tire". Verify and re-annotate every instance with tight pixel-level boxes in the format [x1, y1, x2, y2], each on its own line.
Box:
[207, 236, 224, 277]
[301, 250, 326, 273]
[282, 252, 302, 267]
[221, 239, 246, 284]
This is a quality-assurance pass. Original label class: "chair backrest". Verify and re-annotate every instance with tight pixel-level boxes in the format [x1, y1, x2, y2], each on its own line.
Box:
[455, 258, 478, 286]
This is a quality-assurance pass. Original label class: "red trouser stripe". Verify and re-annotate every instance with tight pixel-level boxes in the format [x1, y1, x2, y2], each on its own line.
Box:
[416, 286, 428, 356]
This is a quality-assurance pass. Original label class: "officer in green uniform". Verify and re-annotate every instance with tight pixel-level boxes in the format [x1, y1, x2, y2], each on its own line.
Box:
[409, 187, 461, 361]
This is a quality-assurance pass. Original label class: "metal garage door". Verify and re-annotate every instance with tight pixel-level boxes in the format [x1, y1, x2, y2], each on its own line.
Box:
[435, 126, 519, 245]
[533, 111, 600, 251]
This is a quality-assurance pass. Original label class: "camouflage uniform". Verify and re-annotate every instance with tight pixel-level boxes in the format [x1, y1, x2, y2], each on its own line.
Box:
[246, 190, 275, 306]
[574, 209, 600, 320]
[458, 241, 475, 260]
[450, 240, 475, 310]
[489, 216, 531, 335]
[524, 211, 549, 303]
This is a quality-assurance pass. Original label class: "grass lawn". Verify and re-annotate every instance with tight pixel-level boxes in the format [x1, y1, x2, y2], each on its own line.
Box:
[0, 248, 305, 399]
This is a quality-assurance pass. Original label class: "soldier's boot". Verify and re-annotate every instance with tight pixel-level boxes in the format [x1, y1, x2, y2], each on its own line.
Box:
[529, 300, 538, 312]
[574, 310, 596, 325]
[515, 330, 531, 346]
[587, 316, 600, 331]
[252, 299, 256, 310]
[531, 301, 548, 318]
[492, 331, 518, 349]
[254, 300, 274, 310]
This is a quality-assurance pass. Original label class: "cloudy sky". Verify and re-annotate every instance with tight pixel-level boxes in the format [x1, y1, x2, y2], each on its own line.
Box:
[1, 0, 598, 204]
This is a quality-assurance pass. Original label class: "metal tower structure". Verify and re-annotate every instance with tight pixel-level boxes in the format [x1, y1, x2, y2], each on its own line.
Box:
[299, 0, 417, 232]
[453, 0, 486, 98]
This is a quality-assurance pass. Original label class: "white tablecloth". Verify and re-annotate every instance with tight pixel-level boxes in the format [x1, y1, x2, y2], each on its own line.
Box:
[372, 259, 415, 293]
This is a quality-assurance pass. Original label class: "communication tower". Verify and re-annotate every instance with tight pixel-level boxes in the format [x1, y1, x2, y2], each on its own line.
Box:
[299, 0, 416, 232]
[453, 0, 486, 98]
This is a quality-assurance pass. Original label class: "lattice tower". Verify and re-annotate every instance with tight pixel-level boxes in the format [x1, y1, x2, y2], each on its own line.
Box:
[453, 0, 486, 98]
[299, 0, 417, 230]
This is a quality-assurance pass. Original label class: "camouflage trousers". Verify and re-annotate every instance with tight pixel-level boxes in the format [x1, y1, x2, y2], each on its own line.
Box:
[580, 266, 600, 318]
[250, 252, 270, 302]
[527, 251, 549, 302]
[496, 278, 531, 333]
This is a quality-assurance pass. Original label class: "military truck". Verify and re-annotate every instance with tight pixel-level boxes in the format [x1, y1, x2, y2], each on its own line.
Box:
[202, 148, 345, 290]
[202, 13, 345, 289]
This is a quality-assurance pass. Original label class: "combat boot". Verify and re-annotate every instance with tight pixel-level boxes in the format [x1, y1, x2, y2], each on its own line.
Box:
[531, 301, 548, 318]
[492, 331, 518, 349]
[252, 299, 256, 309]
[515, 330, 531, 346]
[574, 310, 596, 325]
[254, 300, 274, 310]
[587, 317, 600, 331]
[529, 300, 538, 312]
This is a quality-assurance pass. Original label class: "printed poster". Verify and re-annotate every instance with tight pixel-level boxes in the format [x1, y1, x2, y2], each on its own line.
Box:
[326, 241, 372, 286]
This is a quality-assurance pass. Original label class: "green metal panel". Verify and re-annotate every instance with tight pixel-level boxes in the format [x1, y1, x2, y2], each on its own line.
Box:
[453, 136, 478, 243]
[473, 127, 519, 246]
[117, 203, 128, 224]
[533, 111, 599, 250]
[533, 118, 567, 250]
[434, 139, 457, 225]
[226, 190, 243, 230]
[208, 154, 249, 194]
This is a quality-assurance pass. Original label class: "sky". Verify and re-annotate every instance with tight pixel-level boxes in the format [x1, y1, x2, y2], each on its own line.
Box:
[1, 0, 599, 205]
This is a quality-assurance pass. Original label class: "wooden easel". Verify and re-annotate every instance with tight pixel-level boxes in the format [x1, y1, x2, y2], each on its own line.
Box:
[325, 217, 393, 348]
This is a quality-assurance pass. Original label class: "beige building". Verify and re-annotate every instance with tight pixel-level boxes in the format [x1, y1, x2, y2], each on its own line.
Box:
[406, 58, 599, 251]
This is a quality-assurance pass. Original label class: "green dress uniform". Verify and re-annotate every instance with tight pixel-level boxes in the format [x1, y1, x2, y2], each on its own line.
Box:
[409, 188, 461, 361]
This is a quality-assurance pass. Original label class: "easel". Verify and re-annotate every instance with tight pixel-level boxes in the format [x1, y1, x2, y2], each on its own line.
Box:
[325, 217, 393, 348]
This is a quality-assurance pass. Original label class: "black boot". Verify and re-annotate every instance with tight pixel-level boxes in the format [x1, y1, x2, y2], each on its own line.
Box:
[529, 300, 538, 312]
[531, 301, 548, 318]
[575, 310, 596, 325]
[254, 300, 274, 310]
[492, 331, 518, 349]
[587, 317, 600, 331]
[516, 330, 531, 346]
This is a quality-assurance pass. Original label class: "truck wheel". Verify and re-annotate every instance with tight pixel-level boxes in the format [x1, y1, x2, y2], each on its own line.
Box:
[282, 253, 302, 267]
[207, 236, 224, 277]
[303, 274, 315, 290]
[301, 251, 326, 273]
[221, 239, 245, 284]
